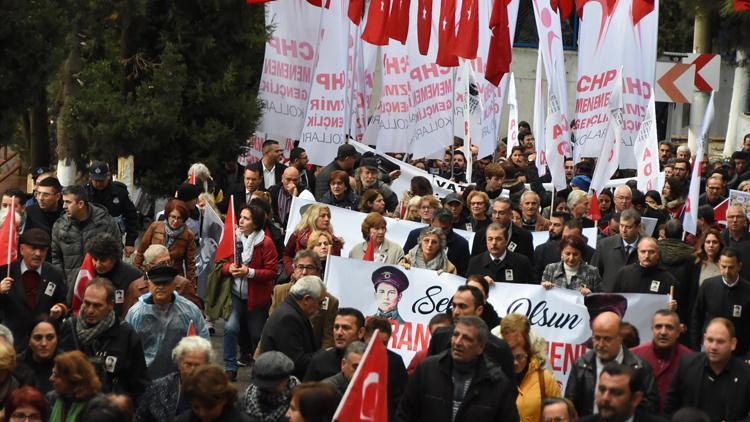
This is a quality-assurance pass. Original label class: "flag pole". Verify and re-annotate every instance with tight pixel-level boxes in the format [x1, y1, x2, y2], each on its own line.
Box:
[6, 198, 14, 278]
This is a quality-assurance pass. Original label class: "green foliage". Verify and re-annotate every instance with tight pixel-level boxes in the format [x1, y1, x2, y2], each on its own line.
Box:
[62, 0, 267, 195]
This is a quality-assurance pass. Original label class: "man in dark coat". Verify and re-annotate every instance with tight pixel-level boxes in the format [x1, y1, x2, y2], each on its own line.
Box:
[591, 209, 641, 292]
[304, 308, 364, 381]
[472, 198, 534, 262]
[581, 363, 667, 422]
[657, 219, 696, 325]
[397, 315, 519, 422]
[259, 275, 325, 378]
[58, 278, 150, 405]
[86, 232, 143, 317]
[403, 209, 470, 276]
[24, 176, 64, 236]
[612, 237, 677, 299]
[665, 318, 750, 421]
[247, 140, 287, 190]
[314, 144, 359, 200]
[690, 247, 750, 356]
[533, 212, 570, 281]
[566, 311, 660, 417]
[466, 223, 535, 284]
[0, 229, 67, 352]
[365, 317, 408, 422]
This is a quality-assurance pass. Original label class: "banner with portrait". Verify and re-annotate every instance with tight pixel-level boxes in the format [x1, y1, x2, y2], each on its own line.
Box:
[324, 255, 669, 391]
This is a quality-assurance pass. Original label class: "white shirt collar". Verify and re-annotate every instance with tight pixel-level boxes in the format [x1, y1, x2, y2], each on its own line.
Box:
[490, 250, 507, 262]
[20, 260, 42, 276]
[723, 276, 740, 287]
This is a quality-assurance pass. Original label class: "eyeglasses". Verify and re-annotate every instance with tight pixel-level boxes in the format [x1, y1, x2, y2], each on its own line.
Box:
[10, 413, 42, 422]
[513, 353, 528, 362]
[294, 264, 317, 271]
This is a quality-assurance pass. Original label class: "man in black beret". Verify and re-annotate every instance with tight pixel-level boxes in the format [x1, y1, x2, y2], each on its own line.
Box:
[371, 266, 409, 324]
[0, 228, 67, 352]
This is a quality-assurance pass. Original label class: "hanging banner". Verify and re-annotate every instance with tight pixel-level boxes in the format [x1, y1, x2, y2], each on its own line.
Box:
[324, 255, 668, 392]
[257, 1, 321, 141]
[533, 49, 547, 175]
[634, 95, 659, 192]
[506, 72, 519, 157]
[590, 68, 625, 196]
[285, 196, 475, 254]
[684, 91, 715, 235]
[574, 0, 659, 169]
[347, 22, 377, 142]
[299, 0, 353, 165]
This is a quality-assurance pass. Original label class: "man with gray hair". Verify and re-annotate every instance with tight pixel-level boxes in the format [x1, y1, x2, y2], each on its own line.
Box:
[322, 341, 366, 394]
[397, 315, 519, 421]
[592, 208, 642, 292]
[259, 275, 326, 378]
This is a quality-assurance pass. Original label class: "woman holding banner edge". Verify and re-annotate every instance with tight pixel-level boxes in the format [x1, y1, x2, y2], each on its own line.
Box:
[399, 227, 457, 274]
[541, 234, 601, 295]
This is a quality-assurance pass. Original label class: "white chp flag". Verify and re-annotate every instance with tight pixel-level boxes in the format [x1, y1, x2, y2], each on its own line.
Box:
[684, 91, 715, 235]
[589, 67, 624, 196]
[506, 72, 519, 157]
[634, 95, 659, 192]
[462, 61, 483, 183]
[532, 50, 546, 176]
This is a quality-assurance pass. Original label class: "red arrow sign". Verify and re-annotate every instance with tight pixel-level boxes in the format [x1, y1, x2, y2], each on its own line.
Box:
[657, 63, 692, 103]
[688, 53, 716, 92]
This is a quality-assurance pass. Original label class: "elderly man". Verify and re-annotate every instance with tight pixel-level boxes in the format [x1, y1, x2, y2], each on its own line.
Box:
[242, 351, 300, 421]
[565, 311, 659, 416]
[700, 175, 726, 207]
[85, 232, 143, 316]
[59, 278, 150, 403]
[125, 265, 209, 379]
[304, 308, 365, 381]
[0, 228, 67, 352]
[724, 205, 750, 245]
[357, 156, 399, 212]
[123, 244, 201, 315]
[520, 191, 550, 231]
[467, 223, 534, 284]
[322, 341, 366, 395]
[666, 318, 750, 421]
[270, 250, 338, 349]
[690, 248, 750, 356]
[268, 166, 299, 229]
[248, 139, 287, 190]
[51, 185, 121, 290]
[259, 275, 327, 378]
[612, 238, 677, 299]
[631, 310, 692, 413]
[568, 190, 594, 228]
[24, 176, 64, 235]
[612, 185, 634, 214]
[592, 209, 642, 292]
[397, 315, 519, 422]
[472, 198, 534, 262]
[84, 161, 139, 256]
[135, 336, 214, 421]
[581, 363, 666, 422]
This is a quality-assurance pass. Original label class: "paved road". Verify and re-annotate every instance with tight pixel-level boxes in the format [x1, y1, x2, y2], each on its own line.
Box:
[208, 319, 253, 393]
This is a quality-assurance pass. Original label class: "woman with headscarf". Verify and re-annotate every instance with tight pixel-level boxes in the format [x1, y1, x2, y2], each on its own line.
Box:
[399, 227, 457, 274]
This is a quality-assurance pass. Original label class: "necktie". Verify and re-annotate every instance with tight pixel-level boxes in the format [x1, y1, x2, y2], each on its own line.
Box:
[625, 245, 632, 257]
[493, 257, 502, 265]
[22, 270, 41, 309]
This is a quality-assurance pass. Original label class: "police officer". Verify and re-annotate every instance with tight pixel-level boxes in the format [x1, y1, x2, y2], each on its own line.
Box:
[85, 161, 139, 257]
[371, 266, 409, 324]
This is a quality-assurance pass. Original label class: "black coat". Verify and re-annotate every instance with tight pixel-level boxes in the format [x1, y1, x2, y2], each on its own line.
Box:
[247, 160, 287, 191]
[427, 326, 515, 384]
[690, 276, 750, 356]
[664, 352, 750, 421]
[403, 227, 470, 276]
[259, 296, 319, 378]
[84, 181, 139, 246]
[612, 264, 676, 295]
[0, 261, 67, 352]
[96, 260, 143, 317]
[565, 348, 660, 417]
[466, 251, 535, 285]
[471, 223, 534, 263]
[24, 203, 63, 235]
[304, 347, 343, 382]
[591, 234, 639, 292]
[387, 349, 408, 422]
[176, 402, 251, 422]
[581, 410, 667, 422]
[59, 316, 151, 404]
[15, 349, 55, 394]
[395, 351, 519, 422]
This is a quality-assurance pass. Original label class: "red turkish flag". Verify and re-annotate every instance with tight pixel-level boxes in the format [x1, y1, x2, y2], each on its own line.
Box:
[72, 253, 95, 314]
[362, 0, 392, 45]
[387, 0, 411, 44]
[306, 0, 331, 8]
[436, 0, 458, 67]
[417, 0, 433, 55]
[588, 191, 602, 222]
[714, 197, 729, 225]
[214, 196, 237, 264]
[735, 0, 750, 11]
[453, 0, 479, 59]
[349, 0, 365, 24]
[333, 330, 389, 422]
[558, 0, 574, 18]
[0, 199, 18, 269]
[575, 0, 587, 17]
[485, 0, 511, 85]
[631, 0, 654, 25]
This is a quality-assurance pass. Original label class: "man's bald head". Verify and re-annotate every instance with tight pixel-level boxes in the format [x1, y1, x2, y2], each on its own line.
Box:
[592, 312, 623, 362]
[637, 237, 660, 268]
[281, 166, 300, 194]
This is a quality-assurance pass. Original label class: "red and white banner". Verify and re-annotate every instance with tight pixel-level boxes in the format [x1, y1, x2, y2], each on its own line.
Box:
[0, 199, 17, 270]
[590, 68, 625, 196]
[505, 72, 519, 157]
[533, 49, 547, 176]
[257, 1, 321, 141]
[299, 0, 353, 165]
[574, 0, 659, 169]
[634, 95, 659, 192]
[684, 91, 715, 235]
[324, 255, 668, 392]
[346, 25, 377, 142]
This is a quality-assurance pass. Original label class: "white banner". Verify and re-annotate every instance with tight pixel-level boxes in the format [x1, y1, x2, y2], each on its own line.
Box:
[590, 68, 625, 195]
[299, 0, 352, 165]
[285, 197, 475, 255]
[506, 72, 519, 157]
[684, 91, 715, 235]
[346, 22, 377, 143]
[257, 1, 321, 140]
[325, 256, 669, 391]
[574, 0, 659, 169]
[634, 95, 659, 192]
[533, 49, 547, 176]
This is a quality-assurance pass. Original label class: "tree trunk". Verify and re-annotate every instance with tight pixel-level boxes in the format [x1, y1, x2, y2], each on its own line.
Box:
[725, 50, 749, 157]
[687, 5, 711, 153]
[29, 88, 50, 168]
[56, 30, 82, 186]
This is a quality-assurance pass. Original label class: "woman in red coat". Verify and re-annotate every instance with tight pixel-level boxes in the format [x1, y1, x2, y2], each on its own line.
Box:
[222, 204, 277, 380]
[282, 204, 342, 276]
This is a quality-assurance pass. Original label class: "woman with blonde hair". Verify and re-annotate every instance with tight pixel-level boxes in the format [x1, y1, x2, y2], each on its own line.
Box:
[306, 231, 336, 274]
[0, 340, 22, 413]
[404, 195, 422, 222]
[282, 204, 342, 276]
[48, 351, 103, 422]
[497, 314, 560, 422]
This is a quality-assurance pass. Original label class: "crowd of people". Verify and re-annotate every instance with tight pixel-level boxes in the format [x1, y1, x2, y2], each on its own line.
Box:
[1, 129, 750, 421]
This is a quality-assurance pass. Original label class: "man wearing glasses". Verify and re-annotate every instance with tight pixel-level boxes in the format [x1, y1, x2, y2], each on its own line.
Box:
[269, 250, 339, 350]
